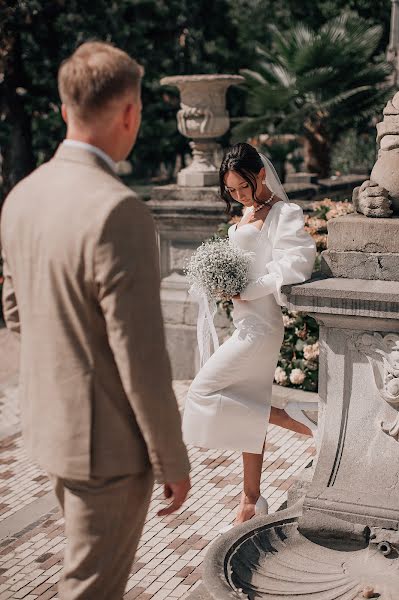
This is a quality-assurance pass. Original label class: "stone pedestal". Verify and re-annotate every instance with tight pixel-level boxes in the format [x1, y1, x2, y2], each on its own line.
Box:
[161, 273, 230, 379]
[282, 276, 399, 538]
[148, 185, 231, 378]
[148, 185, 226, 278]
[289, 213, 399, 538]
[321, 213, 399, 281]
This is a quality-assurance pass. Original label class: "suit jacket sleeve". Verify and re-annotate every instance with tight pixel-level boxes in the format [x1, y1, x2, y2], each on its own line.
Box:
[94, 195, 190, 484]
[1, 250, 21, 335]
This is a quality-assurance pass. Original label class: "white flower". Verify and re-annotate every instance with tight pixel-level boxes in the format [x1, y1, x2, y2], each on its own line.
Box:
[289, 368, 306, 385]
[274, 366, 288, 385]
[184, 238, 252, 300]
[303, 341, 319, 361]
[282, 314, 296, 327]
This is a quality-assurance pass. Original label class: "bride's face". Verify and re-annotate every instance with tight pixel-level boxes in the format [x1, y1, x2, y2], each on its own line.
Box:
[224, 169, 264, 207]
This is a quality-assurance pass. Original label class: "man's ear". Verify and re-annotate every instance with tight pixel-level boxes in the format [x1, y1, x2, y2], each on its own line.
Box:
[123, 102, 134, 130]
[61, 104, 68, 124]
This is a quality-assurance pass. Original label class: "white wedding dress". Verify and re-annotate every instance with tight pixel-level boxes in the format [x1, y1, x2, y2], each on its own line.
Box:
[182, 200, 317, 454]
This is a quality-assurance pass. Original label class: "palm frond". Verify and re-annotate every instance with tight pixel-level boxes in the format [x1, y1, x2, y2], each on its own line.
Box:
[316, 85, 375, 113]
[263, 63, 295, 88]
[246, 85, 294, 115]
[238, 11, 392, 175]
[239, 68, 268, 87]
[232, 116, 278, 141]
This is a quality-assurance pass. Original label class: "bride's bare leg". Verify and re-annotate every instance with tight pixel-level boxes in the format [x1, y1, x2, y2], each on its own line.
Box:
[233, 405, 311, 525]
[235, 451, 264, 524]
[270, 406, 311, 436]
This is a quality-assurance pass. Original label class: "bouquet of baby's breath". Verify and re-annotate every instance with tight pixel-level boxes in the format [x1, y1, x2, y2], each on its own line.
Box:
[184, 238, 252, 300]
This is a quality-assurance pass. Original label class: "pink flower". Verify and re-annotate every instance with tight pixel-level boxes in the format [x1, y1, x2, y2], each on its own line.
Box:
[304, 341, 319, 361]
[274, 366, 288, 385]
[289, 368, 305, 385]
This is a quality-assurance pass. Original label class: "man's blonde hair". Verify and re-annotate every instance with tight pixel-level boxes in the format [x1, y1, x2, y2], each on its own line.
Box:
[58, 41, 143, 121]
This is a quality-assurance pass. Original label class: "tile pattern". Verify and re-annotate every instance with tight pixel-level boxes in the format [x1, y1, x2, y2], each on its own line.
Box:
[0, 424, 314, 599]
[0, 383, 20, 436]
[0, 434, 52, 523]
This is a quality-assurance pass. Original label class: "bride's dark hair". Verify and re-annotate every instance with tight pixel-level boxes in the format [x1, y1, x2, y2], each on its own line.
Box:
[219, 142, 264, 214]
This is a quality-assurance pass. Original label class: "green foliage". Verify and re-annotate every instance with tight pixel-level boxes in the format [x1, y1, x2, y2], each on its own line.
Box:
[0, 0, 393, 196]
[288, 0, 391, 41]
[227, 0, 391, 70]
[0, 0, 245, 191]
[277, 309, 319, 392]
[331, 129, 377, 175]
[234, 12, 393, 175]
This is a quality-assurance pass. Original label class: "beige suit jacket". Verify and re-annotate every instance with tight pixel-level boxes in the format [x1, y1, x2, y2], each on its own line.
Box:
[0, 144, 190, 483]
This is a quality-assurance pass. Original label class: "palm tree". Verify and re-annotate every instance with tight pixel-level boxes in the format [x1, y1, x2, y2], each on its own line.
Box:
[234, 13, 393, 177]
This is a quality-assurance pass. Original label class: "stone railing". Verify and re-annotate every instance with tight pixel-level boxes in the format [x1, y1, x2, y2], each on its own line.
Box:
[135, 173, 366, 213]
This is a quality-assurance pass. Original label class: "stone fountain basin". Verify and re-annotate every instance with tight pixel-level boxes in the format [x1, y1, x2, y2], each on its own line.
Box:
[201, 502, 399, 600]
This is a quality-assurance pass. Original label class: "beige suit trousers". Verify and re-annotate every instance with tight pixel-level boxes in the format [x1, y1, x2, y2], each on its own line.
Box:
[49, 470, 154, 599]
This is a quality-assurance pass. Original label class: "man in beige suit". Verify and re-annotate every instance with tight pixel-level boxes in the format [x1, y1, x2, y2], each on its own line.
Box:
[1, 42, 190, 599]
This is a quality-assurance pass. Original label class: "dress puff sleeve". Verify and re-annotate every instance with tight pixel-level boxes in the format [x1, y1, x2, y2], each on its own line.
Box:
[240, 202, 316, 305]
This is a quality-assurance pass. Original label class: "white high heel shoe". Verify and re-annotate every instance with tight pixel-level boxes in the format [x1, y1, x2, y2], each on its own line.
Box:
[284, 401, 318, 441]
[219, 495, 269, 534]
[254, 495, 269, 515]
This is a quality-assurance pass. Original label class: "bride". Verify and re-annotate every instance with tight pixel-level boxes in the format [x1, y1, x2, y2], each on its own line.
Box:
[182, 142, 317, 528]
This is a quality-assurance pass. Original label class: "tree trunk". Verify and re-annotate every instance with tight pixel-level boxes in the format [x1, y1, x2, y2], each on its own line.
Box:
[303, 120, 331, 179]
[2, 106, 35, 203]
[1, 30, 35, 210]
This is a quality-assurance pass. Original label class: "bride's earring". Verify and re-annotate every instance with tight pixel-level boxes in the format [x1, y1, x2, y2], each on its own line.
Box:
[262, 179, 266, 184]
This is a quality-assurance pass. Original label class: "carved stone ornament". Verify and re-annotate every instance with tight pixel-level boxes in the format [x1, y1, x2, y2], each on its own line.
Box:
[225, 519, 399, 599]
[161, 75, 244, 186]
[353, 332, 399, 439]
[353, 92, 399, 217]
[369, 527, 399, 556]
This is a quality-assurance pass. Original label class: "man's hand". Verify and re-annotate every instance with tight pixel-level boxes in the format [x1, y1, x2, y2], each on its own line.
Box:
[157, 477, 191, 517]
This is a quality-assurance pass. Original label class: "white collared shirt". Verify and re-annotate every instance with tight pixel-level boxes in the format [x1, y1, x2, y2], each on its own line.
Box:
[62, 140, 117, 173]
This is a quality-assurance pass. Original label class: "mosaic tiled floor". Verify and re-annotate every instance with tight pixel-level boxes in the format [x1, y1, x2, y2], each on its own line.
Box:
[0, 379, 315, 599]
[0, 435, 53, 523]
[0, 383, 20, 437]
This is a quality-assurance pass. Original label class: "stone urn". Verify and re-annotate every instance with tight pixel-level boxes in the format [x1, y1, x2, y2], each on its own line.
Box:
[160, 74, 244, 187]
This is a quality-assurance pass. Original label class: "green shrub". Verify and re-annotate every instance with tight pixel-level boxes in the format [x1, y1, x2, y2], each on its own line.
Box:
[331, 129, 377, 175]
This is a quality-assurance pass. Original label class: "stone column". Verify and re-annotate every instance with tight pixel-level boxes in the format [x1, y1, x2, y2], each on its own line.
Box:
[282, 214, 399, 537]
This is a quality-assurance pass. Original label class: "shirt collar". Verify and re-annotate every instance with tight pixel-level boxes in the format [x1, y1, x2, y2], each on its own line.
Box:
[62, 140, 117, 173]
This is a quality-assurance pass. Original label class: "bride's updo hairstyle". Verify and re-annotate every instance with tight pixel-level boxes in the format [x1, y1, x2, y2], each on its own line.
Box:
[219, 142, 264, 214]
